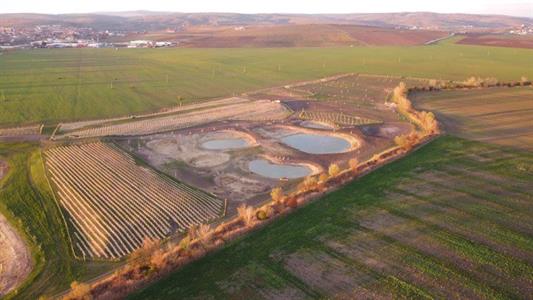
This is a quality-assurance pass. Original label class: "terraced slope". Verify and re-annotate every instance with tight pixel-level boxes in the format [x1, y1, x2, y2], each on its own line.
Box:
[45, 143, 224, 259]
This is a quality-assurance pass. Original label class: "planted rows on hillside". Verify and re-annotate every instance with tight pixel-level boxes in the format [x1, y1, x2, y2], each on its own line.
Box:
[295, 74, 428, 105]
[0, 124, 42, 136]
[298, 110, 381, 127]
[45, 142, 224, 259]
[57, 97, 251, 133]
[56, 100, 288, 139]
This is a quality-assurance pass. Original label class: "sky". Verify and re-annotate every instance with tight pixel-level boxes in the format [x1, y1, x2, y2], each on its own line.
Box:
[1, 0, 532, 18]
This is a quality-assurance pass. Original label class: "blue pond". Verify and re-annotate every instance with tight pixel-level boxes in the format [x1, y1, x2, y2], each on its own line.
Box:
[281, 133, 350, 154]
[249, 159, 312, 179]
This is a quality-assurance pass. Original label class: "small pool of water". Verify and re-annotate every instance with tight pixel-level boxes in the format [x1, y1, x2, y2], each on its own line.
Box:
[201, 138, 250, 150]
[300, 121, 335, 130]
[281, 133, 351, 154]
[249, 159, 312, 179]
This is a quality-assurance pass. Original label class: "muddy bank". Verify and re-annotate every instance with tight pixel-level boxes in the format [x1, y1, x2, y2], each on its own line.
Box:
[0, 212, 33, 296]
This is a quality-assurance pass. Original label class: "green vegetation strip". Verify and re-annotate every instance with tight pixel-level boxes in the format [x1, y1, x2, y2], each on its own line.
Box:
[0, 143, 117, 299]
[1, 43, 532, 125]
[130, 136, 533, 299]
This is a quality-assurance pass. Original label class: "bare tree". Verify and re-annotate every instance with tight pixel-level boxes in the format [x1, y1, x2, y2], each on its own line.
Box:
[237, 204, 255, 226]
[270, 187, 284, 203]
[348, 158, 359, 170]
[328, 163, 341, 177]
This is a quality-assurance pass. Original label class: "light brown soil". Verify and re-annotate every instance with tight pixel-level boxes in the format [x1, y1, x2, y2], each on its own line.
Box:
[284, 249, 375, 295]
[0, 212, 32, 296]
[119, 24, 447, 47]
[458, 34, 533, 49]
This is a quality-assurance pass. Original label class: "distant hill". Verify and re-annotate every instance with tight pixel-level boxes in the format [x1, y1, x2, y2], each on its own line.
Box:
[114, 24, 449, 47]
[0, 12, 531, 31]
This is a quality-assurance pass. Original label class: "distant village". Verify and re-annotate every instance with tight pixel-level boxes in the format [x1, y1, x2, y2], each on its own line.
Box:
[509, 24, 533, 35]
[0, 24, 176, 49]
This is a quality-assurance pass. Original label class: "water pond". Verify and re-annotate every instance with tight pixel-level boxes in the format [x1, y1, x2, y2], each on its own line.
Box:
[281, 133, 351, 154]
[249, 159, 312, 179]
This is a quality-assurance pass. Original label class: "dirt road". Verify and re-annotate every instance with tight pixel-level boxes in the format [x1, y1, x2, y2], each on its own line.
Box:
[0, 162, 33, 296]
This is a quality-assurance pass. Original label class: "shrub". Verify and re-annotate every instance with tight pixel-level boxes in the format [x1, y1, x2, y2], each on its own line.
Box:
[285, 197, 298, 209]
[319, 173, 329, 183]
[197, 224, 212, 244]
[302, 176, 318, 191]
[256, 209, 268, 220]
[64, 281, 92, 300]
[178, 235, 191, 251]
[129, 237, 158, 266]
[150, 249, 166, 270]
[270, 187, 284, 203]
[348, 158, 359, 170]
[328, 163, 341, 177]
[237, 204, 255, 226]
[264, 205, 275, 218]
[187, 224, 199, 241]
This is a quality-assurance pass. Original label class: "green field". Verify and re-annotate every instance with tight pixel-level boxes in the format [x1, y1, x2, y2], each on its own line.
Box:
[0, 42, 532, 299]
[1, 42, 533, 126]
[412, 87, 533, 150]
[131, 136, 533, 299]
[0, 144, 116, 299]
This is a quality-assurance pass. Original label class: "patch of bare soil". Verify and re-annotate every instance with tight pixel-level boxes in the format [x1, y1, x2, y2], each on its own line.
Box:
[216, 263, 308, 300]
[0, 212, 32, 296]
[284, 249, 376, 297]
[458, 34, 533, 49]
[213, 173, 270, 201]
[323, 231, 483, 299]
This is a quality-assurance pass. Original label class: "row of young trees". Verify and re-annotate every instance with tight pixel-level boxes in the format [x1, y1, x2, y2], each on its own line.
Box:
[391, 82, 440, 145]
[413, 76, 532, 92]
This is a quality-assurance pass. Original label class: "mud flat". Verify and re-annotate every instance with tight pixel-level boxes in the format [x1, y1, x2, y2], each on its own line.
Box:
[200, 130, 258, 150]
[0, 212, 32, 296]
[299, 120, 335, 130]
[116, 129, 274, 202]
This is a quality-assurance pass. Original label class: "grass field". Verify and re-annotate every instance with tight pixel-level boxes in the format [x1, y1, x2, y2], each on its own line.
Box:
[130, 136, 533, 299]
[0, 144, 117, 299]
[1, 42, 533, 126]
[412, 87, 533, 150]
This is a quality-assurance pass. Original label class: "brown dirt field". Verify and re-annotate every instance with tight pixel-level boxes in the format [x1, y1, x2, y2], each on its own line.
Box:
[215, 263, 308, 300]
[411, 87, 533, 150]
[357, 209, 533, 296]
[457, 34, 533, 49]
[284, 249, 376, 296]
[324, 231, 483, 299]
[0, 212, 33, 296]
[387, 191, 533, 263]
[120, 24, 448, 47]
